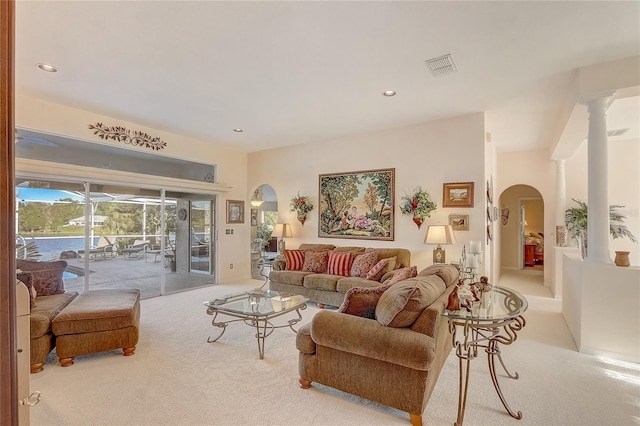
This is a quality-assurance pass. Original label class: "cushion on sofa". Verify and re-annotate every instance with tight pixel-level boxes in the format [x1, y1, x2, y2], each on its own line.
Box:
[303, 251, 329, 273]
[336, 276, 384, 293]
[303, 274, 340, 291]
[16, 259, 67, 296]
[338, 284, 392, 319]
[375, 275, 446, 327]
[418, 263, 460, 287]
[350, 251, 378, 278]
[365, 256, 397, 281]
[365, 247, 410, 269]
[284, 250, 305, 271]
[268, 270, 310, 286]
[17, 271, 36, 309]
[386, 266, 418, 285]
[29, 292, 79, 339]
[327, 252, 354, 276]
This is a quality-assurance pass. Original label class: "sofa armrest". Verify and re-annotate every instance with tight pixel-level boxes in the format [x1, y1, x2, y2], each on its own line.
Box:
[309, 310, 436, 370]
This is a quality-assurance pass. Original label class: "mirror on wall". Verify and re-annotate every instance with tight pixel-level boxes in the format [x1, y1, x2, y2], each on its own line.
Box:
[250, 184, 278, 279]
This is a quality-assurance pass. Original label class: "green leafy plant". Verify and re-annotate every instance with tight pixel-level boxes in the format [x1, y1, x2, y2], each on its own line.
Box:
[256, 223, 273, 243]
[565, 198, 637, 242]
[399, 186, 437, 220]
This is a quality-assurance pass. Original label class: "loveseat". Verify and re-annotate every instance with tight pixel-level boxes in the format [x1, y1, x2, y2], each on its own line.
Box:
[297, 263, 459, 425]
[17, 259, 78, 373]
[269, 244, 412, 307]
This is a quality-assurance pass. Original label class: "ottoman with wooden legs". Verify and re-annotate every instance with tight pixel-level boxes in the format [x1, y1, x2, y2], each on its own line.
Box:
[51, 289, 140, 367]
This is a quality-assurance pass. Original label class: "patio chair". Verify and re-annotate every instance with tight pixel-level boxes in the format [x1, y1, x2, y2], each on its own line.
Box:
[123, 240, 150, 259]
[78, 236, 116, 260]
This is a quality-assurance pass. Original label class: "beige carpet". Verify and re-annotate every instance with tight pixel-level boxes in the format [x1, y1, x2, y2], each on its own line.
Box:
[29, 275, 639, 426]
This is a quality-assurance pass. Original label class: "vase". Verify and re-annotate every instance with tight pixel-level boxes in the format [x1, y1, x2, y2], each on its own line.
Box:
[555, 225, 567, 247]
[298, 216, 306, 226]
[412, 216, 423, 229]
[576, 230, 587, 259]
[614, 251, 630, 267]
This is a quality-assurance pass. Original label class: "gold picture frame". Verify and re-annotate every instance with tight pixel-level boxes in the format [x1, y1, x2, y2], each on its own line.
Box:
[226, 200, 245, 224]
[449, 214, 469, 231]
[443, 182, 474, 208]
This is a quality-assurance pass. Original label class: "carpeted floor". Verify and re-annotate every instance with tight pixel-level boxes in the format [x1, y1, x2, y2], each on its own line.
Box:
[29, 274, 639, 426]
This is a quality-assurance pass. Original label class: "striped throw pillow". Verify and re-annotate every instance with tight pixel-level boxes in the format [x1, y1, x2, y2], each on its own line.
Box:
[327, 252, 355, 276]
[284, 250, 305, 271]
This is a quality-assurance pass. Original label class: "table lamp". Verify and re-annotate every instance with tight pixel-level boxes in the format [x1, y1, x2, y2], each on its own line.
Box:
[272, 223, 292, 258]
[425, 225, 456, 263]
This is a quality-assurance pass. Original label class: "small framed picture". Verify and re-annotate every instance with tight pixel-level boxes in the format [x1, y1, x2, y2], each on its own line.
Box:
[449, 214, 469, 231]
[250, 208, 258, 226]
[226, 200, 245, 224]
[443, 182, 474, 208]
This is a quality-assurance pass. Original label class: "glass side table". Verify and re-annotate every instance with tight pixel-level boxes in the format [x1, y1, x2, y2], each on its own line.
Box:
[442, 286, 528, 426]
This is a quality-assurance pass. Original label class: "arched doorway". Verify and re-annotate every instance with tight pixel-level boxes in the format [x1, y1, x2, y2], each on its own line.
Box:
[499, 185, 544, 273]
[249, 184, 278, 279]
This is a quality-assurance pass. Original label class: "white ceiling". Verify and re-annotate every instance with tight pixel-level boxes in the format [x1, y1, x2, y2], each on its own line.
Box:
[14, 1, 640, 154]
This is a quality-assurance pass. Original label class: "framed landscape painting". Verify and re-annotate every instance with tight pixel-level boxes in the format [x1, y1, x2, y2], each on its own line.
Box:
[443, 182, 474, 208]
[318, 168, 394, 241]
[449, 214, 469, 231]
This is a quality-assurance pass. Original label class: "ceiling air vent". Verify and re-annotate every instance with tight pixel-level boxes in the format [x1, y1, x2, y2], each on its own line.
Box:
[426, 54, 457, 77]
[607, 128, 629, 137]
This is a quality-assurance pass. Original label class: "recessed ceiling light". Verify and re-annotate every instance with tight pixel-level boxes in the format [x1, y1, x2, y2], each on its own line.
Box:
[36, 63, 58, 73]
[233, 128, 243, 133]
[383, 90, 396, 97]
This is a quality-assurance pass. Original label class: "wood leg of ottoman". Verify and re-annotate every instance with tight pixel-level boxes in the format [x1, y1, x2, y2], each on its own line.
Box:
[123, 346, 136, 356]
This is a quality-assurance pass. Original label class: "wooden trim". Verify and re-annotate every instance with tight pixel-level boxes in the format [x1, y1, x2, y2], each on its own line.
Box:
[0, 1, 18, 425]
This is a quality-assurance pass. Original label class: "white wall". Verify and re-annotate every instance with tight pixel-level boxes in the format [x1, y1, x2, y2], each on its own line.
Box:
[249, 113, 489, 275]
[16, 95, 251, 283]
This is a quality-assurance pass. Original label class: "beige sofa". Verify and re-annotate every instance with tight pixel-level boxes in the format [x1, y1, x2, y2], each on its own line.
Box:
[297, 263, 459, 425]
[268, 243, 411, 307]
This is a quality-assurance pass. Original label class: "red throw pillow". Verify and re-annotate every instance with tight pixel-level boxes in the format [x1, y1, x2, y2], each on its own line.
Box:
[302, 251, 330, 273]
[387, 266, 418, 285]
[284, 250, 305, 271]
[327, 251, 355, 276]
[350, 251, 378, 278]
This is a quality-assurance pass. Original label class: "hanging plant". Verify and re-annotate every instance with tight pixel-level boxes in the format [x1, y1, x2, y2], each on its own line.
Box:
[290, 193, 314, 225]
[399, 186, 437, 229]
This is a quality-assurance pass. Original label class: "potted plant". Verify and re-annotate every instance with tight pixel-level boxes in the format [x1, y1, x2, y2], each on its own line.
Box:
[256, 223, 273, 252]
[290, 193, 314, 225]
[565, 198, 637, 259]
[399, 186, 437, 229]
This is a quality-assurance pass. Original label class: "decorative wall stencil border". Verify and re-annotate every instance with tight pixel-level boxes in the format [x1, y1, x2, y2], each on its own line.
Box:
[88, 122, 167, 151]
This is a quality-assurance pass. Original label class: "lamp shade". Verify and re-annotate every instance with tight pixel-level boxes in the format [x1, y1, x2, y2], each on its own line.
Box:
[424, 225, 456, 245]
[272, 223, 292, 238]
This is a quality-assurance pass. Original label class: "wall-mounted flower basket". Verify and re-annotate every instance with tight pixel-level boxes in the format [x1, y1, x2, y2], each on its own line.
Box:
[290, 193, 314, 226]
[399, 186, 437, 229]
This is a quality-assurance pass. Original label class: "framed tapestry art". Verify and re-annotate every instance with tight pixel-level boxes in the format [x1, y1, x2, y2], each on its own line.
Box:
[443, 182, 474, 208]
[318, 168, 394, 241]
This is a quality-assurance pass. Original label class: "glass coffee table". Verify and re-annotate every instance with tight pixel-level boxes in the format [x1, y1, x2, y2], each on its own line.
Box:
[203, 289, 309, 359]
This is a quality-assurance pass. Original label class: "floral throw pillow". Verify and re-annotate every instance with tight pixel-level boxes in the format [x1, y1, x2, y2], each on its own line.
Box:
[327, 252, 355, 276]
[302, 251, 329, 273]
[365, 256, 397, 281]
[387, 266, 418, 286]
[16, 259, 67, 296]
[284, 250, 305, 271]
[350, 251, 378, 278]
[338, 284, 391, 319]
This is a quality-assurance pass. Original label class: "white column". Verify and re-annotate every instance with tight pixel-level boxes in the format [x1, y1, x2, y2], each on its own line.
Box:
[582, 92, 615, 264]
[555, 159, 567, 246]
